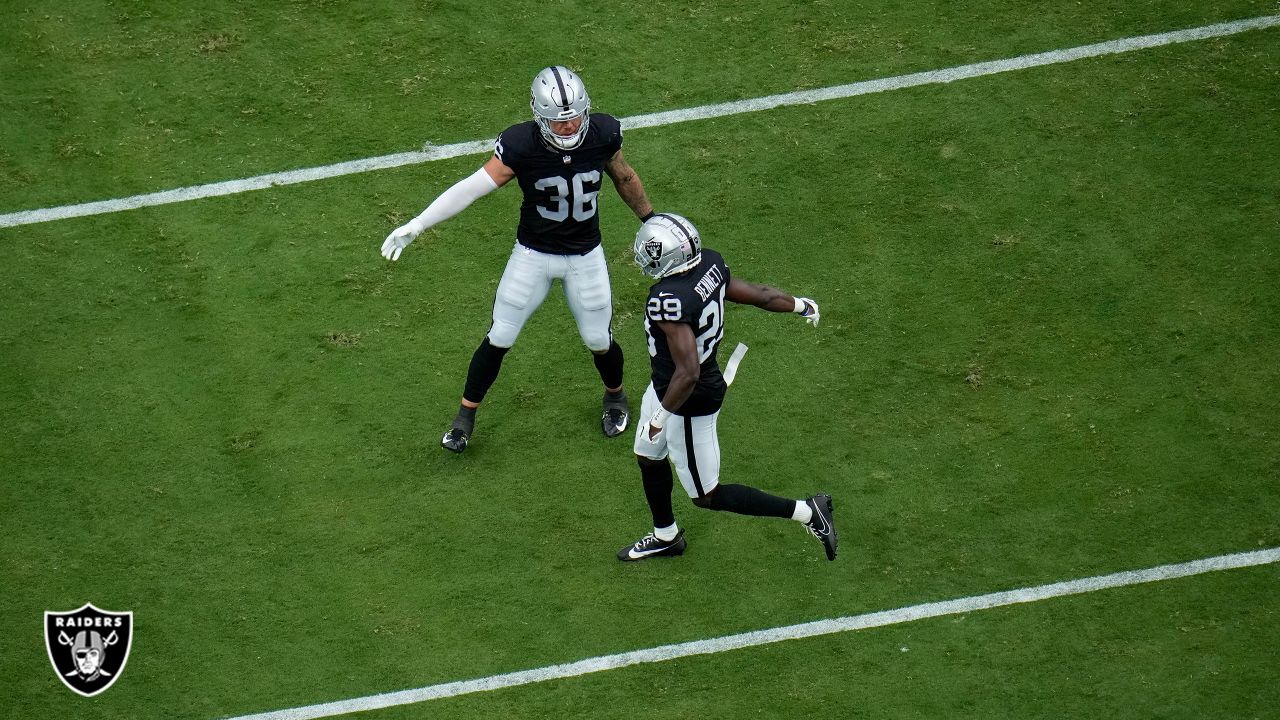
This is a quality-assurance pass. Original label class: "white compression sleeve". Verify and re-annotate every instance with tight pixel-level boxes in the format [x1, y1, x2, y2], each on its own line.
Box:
[409, 167, 499, 234]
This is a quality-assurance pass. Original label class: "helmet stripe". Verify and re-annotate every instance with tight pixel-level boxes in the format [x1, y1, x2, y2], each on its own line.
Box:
[657, 213, 695, 245]
[549, 66, 571, 112]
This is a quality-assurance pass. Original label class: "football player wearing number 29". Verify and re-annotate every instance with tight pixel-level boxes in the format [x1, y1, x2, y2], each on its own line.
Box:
[382, 66, 656, 453]
[619, 213, 837, 562]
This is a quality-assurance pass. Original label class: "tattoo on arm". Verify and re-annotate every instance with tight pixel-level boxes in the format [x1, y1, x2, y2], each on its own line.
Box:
[606, 154, 634, 184]
[607, 152, 653, 218]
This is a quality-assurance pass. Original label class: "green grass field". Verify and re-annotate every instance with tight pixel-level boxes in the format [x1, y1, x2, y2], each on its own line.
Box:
[3, 2, 1278, 718]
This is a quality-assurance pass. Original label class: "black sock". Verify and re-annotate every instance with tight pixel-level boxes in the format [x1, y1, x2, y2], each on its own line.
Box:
[604, 386, 627, 412]
[463, 337, 510, 404]
[638, 457, 676, 529]
[706, 484, 795, 519]
[592, 339, 625, 391]
[453, 405, 477, 433]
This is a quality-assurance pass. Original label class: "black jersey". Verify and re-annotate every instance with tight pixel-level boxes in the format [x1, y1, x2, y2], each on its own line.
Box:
[644, 248, 731, 417]
[494, 114, 624, 255]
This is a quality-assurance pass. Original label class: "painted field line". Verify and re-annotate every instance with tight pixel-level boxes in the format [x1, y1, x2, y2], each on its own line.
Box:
[5, 14, 1279, 231]
[223, 546, 1280, 720]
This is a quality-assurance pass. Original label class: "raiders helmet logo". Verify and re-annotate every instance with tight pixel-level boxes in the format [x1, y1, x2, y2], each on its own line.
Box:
[644, 239, 663, 261]
[44, 603, 133, 697]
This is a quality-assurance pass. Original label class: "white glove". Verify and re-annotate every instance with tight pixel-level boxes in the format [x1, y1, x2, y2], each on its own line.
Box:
[645, 408, 671, 444]
[380, 167, 501, 261]
[381, 219, 424, 261]
[796, 297, 820, 327]
[644, 423, 663, 444]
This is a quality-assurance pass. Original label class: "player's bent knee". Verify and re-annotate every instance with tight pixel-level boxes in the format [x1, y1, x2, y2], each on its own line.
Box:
[635, 453, 666, 466]
[487, 322, 521, 348]
[581, 332, 611, 353]
[692, 486, 726, 510]
[482, 334, 513, 351]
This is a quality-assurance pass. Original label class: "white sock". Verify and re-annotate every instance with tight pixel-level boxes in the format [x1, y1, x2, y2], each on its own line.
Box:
[654, 523, 679, 541]
[791, 501, 813, 524]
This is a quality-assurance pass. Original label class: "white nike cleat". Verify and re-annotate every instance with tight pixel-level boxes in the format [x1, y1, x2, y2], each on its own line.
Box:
[602, 393, 630, 438]
[618, 529, 687, 561]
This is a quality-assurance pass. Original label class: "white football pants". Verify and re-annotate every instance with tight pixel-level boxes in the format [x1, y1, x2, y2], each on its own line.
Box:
[633, 383, 722, 499]
[488, 242, 613, 352]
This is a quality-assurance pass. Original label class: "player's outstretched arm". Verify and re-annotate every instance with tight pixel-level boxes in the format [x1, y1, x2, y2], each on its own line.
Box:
[604, 150, 654, 221]
[725, 277, 820, 326]
[380, 156, 514, 261]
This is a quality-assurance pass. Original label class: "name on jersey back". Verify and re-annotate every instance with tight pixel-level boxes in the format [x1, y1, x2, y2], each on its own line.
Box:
[694, 265, 725, 301]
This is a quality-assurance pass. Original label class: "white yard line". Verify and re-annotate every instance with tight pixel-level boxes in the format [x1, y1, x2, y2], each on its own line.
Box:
[3, 14, 1278, 230]
[222, 546, 1280, 720]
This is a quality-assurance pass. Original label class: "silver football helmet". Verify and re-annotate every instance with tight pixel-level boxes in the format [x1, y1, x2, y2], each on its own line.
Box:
[634, 213, 702, 279]
[530, 66, 591, 150]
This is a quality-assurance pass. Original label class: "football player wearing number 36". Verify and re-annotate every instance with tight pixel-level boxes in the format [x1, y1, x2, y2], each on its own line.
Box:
[381, 66, 656, 453]
[618, 213, 838, 562]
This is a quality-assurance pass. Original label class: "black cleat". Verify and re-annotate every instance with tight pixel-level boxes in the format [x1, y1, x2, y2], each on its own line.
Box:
[617, 529, 687, 561]
[601, 393, 630, 438]
[441, 426, 470, 453]
[804, 494, 838, 560]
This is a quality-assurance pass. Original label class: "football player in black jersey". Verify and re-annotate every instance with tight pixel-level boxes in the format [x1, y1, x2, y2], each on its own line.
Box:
[617, 213, 838, 561]
[381, 66, 655, 453]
